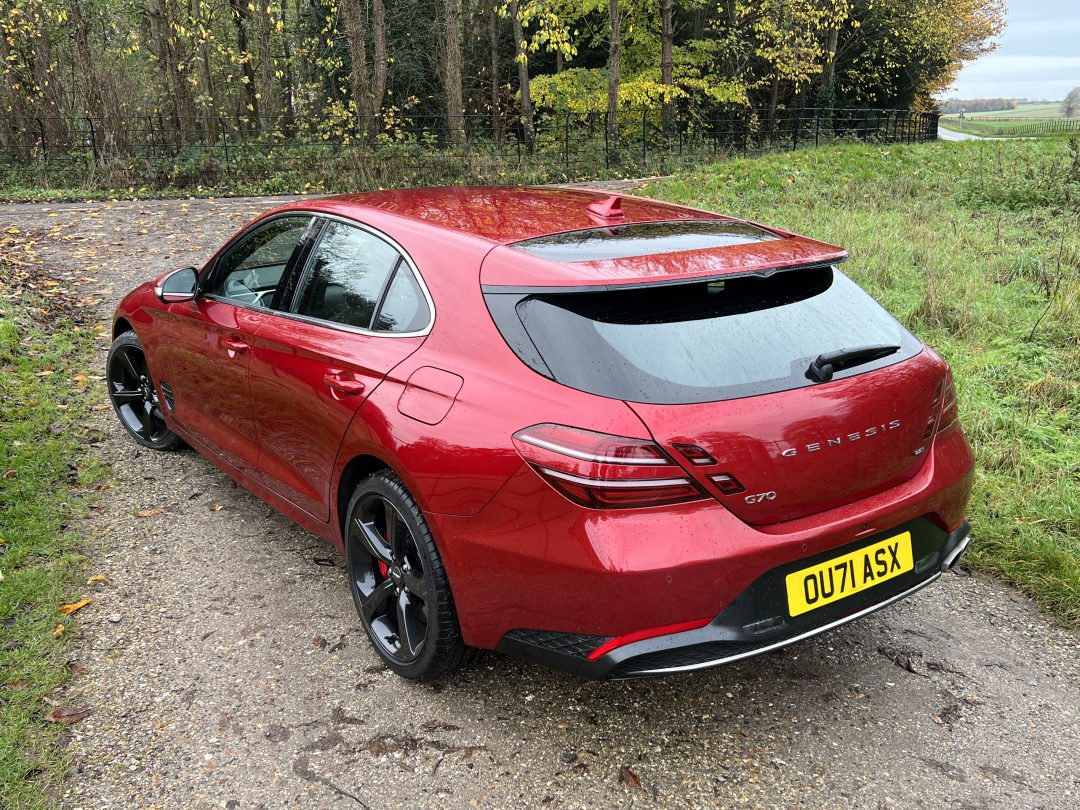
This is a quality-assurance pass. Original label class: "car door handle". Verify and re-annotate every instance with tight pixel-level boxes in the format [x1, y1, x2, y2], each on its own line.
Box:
[222, 338, 248, 357]
[323, 372, 366, 396]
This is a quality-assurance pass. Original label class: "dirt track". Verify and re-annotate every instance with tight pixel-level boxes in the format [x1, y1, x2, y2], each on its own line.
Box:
[3, 196, 1077, 809]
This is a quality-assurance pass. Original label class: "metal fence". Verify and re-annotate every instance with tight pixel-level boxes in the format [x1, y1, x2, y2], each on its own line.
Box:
[0, 107, 940, 191]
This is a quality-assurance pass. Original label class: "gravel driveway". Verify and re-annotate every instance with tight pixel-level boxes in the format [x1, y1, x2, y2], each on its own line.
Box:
[3, 196, 1077, 809]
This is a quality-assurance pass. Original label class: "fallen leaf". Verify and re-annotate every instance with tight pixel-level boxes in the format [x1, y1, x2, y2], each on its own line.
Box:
[4, 469, 17, 479]
[137, 507, 165, 518]
[3, 679, 28, 691]
[68, 662, 89, 676]
[619, 766, 642, 789]
[73, 373, 89, 385]
[208, 503, 223, 512]
[313, 635, 328, 649]
[86, 574, 108, 585]
[44, 706, 92, 724]
[59, 597, 92, 615]
[53, 623, 65, 637]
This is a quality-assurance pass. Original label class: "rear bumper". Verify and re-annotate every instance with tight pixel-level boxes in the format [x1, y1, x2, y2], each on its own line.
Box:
[498, 521, 971, 680]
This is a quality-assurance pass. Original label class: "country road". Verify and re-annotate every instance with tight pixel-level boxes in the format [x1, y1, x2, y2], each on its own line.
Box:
[4, 196, 1078, 809]
[938, 126, 990, 142]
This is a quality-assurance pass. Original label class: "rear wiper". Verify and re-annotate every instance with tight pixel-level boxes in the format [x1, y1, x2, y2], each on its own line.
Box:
[806, 344, 901, 382]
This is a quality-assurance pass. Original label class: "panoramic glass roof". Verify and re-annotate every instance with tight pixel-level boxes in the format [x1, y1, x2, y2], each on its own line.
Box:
[511, 220, 780, 263]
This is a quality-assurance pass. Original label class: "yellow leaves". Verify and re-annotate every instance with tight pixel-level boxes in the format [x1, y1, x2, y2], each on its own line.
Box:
[58, 598, 91, 615]
[52, 623, 65, 637]
[136, 507, 165, 518]
[86, 574, 108, 585]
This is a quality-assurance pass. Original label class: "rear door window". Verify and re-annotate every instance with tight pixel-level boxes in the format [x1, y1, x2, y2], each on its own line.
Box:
[488, 266, 922, 404]
[295, 221, 402, 329]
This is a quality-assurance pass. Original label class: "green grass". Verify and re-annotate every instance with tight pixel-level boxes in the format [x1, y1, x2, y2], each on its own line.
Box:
[0, 248, 106, 808]
[647, 138, 1080, 626]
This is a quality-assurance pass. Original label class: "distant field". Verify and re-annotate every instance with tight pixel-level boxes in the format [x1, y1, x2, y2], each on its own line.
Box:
[940, 104, 1080, 138]
[950, 102, 1067, 119]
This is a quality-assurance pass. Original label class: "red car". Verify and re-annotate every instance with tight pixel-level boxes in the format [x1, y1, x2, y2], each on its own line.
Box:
[108, 187, 974, 680]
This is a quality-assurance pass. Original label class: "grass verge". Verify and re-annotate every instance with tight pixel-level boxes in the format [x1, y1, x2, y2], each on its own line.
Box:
[648, 138, 1080, 626]
[0, 232, 107, 808]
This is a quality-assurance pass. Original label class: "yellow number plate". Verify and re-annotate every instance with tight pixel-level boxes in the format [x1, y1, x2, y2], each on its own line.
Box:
[786, 532, 914, 617]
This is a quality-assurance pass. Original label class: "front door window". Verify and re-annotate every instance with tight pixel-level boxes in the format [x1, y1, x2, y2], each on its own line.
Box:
[206, 216, 314, 309]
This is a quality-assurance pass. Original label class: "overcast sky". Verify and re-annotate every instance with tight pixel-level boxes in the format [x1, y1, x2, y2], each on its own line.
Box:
[945, 0, 1080, 100]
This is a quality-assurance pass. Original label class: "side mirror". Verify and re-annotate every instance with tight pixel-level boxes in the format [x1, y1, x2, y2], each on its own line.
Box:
[155, 267, 198, 303]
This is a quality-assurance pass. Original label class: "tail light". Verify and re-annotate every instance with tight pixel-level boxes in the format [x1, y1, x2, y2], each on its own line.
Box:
[938, 370, 959, 433]
[512, 423, 707, 509]
[923, 379, 944, 439]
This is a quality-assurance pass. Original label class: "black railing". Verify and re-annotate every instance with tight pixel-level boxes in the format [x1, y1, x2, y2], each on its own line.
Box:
[0, 108, 939, 192]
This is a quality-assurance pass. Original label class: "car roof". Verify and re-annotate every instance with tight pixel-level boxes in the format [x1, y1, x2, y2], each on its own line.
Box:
[276, 186, 721, 244]
[270, 186, 847, 288]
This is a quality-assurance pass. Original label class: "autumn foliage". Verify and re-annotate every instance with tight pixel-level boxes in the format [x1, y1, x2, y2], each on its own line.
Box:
[0, 0, 1004, 144]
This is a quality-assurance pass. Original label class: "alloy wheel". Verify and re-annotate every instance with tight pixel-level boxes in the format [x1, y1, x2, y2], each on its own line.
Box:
[107, 343, 172, 444]
[348, 494, 429, 662]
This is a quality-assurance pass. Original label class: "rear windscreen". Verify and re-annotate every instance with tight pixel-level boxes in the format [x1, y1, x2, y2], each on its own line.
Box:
[487, 266, 922, 404]
[511, 220, 779, 263]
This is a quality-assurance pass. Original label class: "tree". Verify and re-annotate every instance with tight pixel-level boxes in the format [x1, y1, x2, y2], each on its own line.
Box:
[1064, 87, 1080, 118]
[342, 0, 389, 140]
[607, 0, 620, 140]
[660, 0, 674, 132]
[510, 0, 535, 145]
[444, 0, 464, 144]
[227, 0, 260, 128]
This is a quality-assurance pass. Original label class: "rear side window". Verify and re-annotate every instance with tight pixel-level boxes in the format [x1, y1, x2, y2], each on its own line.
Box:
[487, 266, 922, 404]
[374, 268, 431, 333]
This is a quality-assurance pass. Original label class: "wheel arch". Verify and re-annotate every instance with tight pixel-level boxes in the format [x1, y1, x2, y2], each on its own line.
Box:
[335, 453, 393, 541]
[113, 316, 134, 339]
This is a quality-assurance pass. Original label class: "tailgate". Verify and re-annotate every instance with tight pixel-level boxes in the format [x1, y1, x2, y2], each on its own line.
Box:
[630, 351, 945, 525]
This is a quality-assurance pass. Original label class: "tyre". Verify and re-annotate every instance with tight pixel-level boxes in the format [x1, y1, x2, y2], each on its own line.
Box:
[106, 330, 183, 451]
[344, 470, 472, 679]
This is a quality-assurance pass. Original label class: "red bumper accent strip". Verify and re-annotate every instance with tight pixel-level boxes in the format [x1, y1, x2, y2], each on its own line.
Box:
[587, 617, 713, 661]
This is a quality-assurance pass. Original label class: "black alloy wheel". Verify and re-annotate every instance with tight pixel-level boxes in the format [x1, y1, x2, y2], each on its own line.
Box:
[107, 331, 182, 450]
[345, 471, 472, 679]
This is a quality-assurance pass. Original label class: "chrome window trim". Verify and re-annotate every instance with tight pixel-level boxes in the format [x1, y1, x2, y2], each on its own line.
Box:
[203, 210, 436, 339]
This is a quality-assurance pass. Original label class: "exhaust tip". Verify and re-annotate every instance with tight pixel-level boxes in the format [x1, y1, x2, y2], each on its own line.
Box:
[941, 532, 971, 572]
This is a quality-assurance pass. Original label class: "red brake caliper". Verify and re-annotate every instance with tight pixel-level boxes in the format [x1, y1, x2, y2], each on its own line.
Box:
[376, 560, 389, 579]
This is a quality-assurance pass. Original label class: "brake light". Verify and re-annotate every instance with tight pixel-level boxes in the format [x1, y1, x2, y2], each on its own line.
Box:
[938, 370, 959, 433]
[512, 424, 707, 509]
